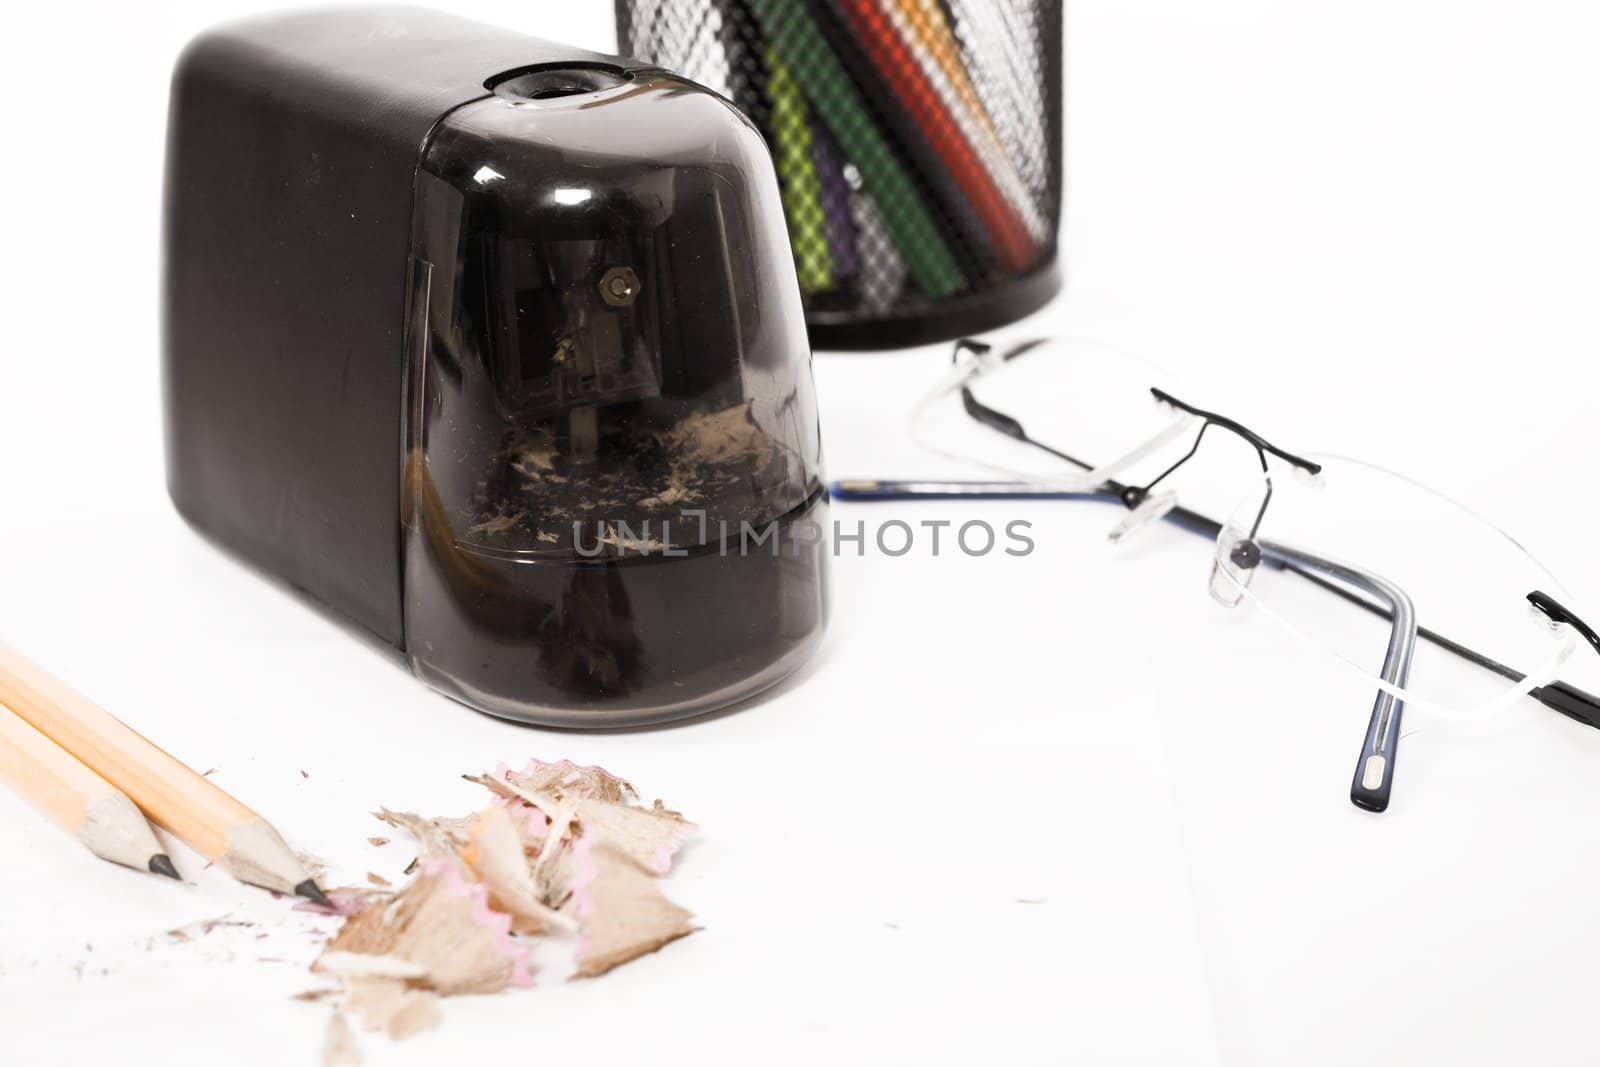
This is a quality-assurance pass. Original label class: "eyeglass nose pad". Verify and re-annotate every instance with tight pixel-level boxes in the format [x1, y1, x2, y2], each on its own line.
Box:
[1209, 524, 1262, 607]
[1107, 489, 1177, 545]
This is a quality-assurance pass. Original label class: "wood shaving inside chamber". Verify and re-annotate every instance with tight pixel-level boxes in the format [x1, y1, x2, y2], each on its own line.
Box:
[310, 759, 697, 1064]
[661, 402, 768, 464]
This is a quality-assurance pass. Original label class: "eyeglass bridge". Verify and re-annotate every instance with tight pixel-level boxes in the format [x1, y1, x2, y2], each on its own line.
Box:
[1123, 390, 1322, 568]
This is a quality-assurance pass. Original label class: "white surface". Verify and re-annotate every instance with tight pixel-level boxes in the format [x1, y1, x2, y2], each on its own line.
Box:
[3, 2, 1600, 1064]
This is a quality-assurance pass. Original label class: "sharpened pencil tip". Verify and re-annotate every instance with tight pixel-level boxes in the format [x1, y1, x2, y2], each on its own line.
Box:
[149, 854, 182, 881]
[294, 878, 333, 906]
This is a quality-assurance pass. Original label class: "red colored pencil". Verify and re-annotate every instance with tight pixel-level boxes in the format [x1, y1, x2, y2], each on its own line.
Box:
[836, 0, 1039, 272]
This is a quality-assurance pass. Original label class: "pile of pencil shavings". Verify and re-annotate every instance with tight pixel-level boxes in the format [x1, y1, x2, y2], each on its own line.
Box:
[309, 760, 696, 1054]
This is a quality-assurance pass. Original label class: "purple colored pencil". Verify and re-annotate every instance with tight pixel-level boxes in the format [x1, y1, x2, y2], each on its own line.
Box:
[808, 120, 860, 279]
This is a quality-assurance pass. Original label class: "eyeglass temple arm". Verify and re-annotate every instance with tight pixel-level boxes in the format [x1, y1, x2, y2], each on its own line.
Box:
[1264, 542, 1417, 812]
[831, 479, 1226, 539]
[829, 478, 1600, 733]
[954, 340, 1101, 471]
[959, 384, 1098, 471]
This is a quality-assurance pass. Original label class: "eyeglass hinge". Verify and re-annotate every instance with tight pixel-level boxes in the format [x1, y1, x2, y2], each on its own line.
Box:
[1528, 591, 1600, 659]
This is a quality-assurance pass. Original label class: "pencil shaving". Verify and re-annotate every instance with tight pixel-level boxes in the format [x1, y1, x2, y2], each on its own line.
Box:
[500, 757, 637, 803]
[662, 402, 768, 464]
[312, 758, 696, 1060]
[371, 809, 471, 861]
[343, 977, 442, 1039]
[323, 859, 532, 995]
[314, 952, 428, 981]
[322, 1010, 362, 1066]
[571, 796, 695, 875]
[567, 837, 697, 977]
[460, 804, 574, 935]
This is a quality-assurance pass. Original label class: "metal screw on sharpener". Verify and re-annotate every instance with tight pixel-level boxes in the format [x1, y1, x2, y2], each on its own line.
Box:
[599, 267, 640, 307]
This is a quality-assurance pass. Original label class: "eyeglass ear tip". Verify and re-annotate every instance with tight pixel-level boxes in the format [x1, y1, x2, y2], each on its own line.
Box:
[1350, 789, 1390, 814]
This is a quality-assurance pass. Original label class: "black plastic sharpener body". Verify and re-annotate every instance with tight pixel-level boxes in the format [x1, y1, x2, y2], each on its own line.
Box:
[163, 6, 829, 726]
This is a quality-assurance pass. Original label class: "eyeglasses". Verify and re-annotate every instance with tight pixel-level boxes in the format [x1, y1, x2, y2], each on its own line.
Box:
[832, 337, 1600, 812]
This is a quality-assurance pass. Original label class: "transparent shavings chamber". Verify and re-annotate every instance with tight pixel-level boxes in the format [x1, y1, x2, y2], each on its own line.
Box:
[401, 67, 830, 725]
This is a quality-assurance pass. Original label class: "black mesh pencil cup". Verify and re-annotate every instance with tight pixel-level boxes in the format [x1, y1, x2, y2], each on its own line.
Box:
[617, 0, 1063, 349]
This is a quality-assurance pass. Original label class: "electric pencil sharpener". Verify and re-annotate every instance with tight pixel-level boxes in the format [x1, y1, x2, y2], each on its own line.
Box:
[163, 6, 829, 726]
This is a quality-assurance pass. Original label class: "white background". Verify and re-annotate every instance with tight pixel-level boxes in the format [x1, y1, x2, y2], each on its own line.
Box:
[3, 2, 1600, 1064]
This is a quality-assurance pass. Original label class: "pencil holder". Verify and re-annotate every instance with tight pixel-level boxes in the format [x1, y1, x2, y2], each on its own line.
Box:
[617, 0, 1063, 349]
[163, 7, 829, 728]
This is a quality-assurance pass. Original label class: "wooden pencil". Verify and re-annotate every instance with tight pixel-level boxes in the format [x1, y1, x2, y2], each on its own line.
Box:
[0, 644, 328, 902]
[0, 701, 180, 879]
